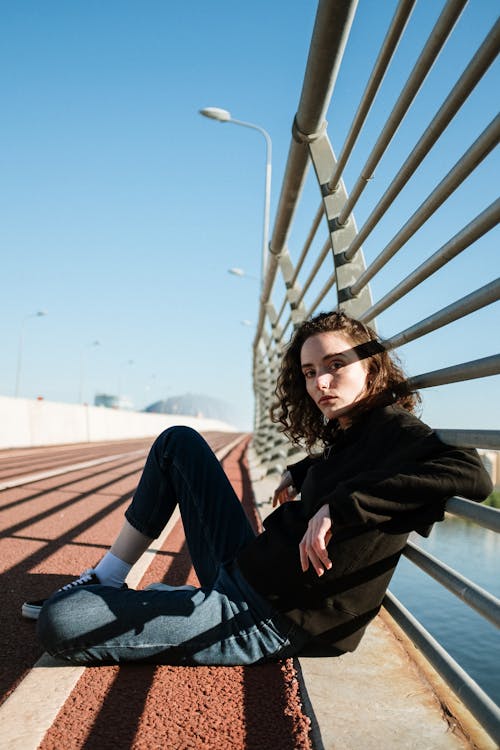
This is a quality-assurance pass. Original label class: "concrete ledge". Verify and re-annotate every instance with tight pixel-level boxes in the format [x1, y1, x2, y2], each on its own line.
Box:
[378, 608, 497, 750]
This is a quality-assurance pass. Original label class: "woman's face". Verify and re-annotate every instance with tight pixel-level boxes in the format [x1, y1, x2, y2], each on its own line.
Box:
[300, 331, 369, 427]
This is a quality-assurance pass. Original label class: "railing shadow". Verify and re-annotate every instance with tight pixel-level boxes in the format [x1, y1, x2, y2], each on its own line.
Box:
[0, 470, 140, 701]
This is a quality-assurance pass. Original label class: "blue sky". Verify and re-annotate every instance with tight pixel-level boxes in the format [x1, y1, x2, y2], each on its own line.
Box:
[1, 1, 498, 430]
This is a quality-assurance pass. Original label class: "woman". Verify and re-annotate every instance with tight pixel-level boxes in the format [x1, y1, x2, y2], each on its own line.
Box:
[31, 311, 492, 665]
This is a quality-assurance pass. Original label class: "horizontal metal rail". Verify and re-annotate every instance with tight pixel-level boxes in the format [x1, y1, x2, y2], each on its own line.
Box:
[350, 114, 500, 295]
[294, 239, 332, 306]
[446, 496, 500, 533]
[403, 541, 500, 628]
[384, 592, 500, 745]
[435, 429, 500, 451]
[383, 279, 500, 349]
[342, 15, 500, 261]
[328, 0, 417, 191]
[360, 199, 500, 323]
[407, 354, 500, 390]
[256, 0, 358, 348]
[290, 206, 325, 287]
[307, 272, 337, 317]
[337, 0, 467, 226]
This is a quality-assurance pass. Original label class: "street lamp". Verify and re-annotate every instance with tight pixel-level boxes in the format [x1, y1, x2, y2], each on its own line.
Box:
[228, 267, 259, 282]
[15, 310, 48, 397]
[199, 107, 272, 289]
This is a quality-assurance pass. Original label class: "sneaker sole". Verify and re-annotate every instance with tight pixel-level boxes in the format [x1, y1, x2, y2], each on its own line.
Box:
[21, 602, 43, 620]
[144, 583, 196, 592]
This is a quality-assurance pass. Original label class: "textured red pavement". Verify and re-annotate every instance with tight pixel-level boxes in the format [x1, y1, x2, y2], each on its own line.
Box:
[1, 435, 312, 749]
[1, 443, 152, 705]
[0, 438, 150, 482]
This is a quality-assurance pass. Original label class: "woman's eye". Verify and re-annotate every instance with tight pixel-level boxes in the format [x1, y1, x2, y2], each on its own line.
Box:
[304, 370, 315, 379]
[329, 361, 342, 371]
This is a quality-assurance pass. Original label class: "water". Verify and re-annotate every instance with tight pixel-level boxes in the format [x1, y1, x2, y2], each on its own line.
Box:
[389, 517, 500, 706]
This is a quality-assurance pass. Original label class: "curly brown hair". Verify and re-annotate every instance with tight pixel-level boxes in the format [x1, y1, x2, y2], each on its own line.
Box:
[270, 310, 420, 450]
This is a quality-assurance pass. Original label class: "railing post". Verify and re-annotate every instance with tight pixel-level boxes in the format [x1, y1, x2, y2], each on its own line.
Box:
[308, 131, 374, 318]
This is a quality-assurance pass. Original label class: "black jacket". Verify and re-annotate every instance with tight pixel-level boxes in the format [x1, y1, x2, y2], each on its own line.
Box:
[237, 405, 492, 654]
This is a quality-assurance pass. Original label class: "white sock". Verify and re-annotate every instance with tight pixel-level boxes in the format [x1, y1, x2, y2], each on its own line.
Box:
[94, 552, 132, 588]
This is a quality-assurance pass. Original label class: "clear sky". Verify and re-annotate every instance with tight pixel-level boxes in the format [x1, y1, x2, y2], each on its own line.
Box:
[1, 0, 498, 430]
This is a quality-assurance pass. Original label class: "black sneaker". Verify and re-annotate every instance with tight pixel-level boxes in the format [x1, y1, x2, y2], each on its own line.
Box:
[21, 568, 127, 620]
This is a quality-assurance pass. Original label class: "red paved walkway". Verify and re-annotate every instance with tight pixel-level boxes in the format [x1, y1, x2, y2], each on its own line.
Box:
[1, 435, 312, 749]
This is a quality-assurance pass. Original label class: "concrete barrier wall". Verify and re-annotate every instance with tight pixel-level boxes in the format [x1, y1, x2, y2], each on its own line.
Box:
[0, 396, 238, 449]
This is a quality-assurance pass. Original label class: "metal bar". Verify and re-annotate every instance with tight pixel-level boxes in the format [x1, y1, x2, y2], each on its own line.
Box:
[360, 199, 500, 322]
[436, 429, 500, 450]
[281, 315, 292, 340]
[306, 272, 337, 317]
[265, 318, 290, 355]
[275, 298, 288, 328]
[407, 354, 500, 390]
[343, 16, 500, 260]
[383, 592, 500, 745]
[291, 205, 325, 286]
[255, 0, 358, 349]
[403, 541, 500, 628]
[350, 115, 500, 296]
[279, 251, 308, 323]
[305, 2, 415, 285]
[267, 0, 358, 257]
[337, 0, 467, 226]
[383, 279, 500, 349]
[295, 238, 331, 306]
[445, 496, 500, 533]
[329, 0, 417, 190]
[295, 0, 359, 134]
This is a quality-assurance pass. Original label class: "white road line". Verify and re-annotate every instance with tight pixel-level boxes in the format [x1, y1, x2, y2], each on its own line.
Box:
[0, 435, 246, 750]
[0, 450, 147, 491]
[0, 511, 181, 750]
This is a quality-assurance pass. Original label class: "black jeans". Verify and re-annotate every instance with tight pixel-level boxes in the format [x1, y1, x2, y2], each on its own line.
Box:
[38, 427, 309, 665]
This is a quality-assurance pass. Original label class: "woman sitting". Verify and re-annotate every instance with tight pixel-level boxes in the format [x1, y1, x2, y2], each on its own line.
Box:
[28, 311, 491, 665]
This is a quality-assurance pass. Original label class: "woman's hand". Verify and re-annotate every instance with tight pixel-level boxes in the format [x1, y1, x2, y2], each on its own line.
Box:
[299, 504, 333, 576]
[272, 470, 298, 507]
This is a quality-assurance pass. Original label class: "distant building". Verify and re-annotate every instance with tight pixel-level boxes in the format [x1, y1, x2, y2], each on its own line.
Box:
[144, 393, 233, 424]
[479, 450, 499, 488]
[94, 393, 134, 410]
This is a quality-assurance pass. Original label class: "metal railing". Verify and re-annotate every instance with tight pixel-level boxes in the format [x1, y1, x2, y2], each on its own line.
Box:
[251, 0, 499, 743]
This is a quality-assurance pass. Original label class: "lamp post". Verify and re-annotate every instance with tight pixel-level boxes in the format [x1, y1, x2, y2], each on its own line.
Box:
[15, 310, 48, 397]
[199, 107, 272, 289]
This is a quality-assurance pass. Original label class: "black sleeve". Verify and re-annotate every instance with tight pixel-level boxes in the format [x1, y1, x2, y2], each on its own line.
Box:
[287, 455, 319, 490]
[327, 431, 492, 530]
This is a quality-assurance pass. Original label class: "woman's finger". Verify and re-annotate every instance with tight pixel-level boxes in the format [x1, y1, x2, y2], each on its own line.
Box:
[299, 506, 333, 576]
[299, 537, 309, 572]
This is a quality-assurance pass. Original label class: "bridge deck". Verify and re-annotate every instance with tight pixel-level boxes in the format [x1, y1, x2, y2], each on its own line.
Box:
[0, 436, 492, 749]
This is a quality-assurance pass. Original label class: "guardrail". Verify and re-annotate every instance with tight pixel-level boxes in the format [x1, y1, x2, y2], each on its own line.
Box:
[251, 0, 499, 743]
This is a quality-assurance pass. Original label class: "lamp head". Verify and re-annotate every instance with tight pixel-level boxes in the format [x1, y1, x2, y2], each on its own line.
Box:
[199, 107, 231, 122]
